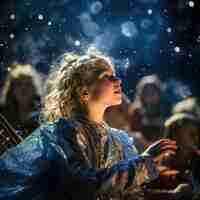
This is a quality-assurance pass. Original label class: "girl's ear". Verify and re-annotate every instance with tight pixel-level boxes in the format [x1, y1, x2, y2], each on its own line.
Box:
[80, 87, 90, 103]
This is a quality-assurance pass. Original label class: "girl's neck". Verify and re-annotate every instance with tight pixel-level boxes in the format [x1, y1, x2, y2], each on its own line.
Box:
[86, 112, 104, 124]
[86, 103, 106, 124]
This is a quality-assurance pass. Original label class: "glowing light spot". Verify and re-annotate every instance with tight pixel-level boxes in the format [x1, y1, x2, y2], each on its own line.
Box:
[121, 21, 138, 38]
[167, 27, 172, 33]
[38, 14, 44, 20]
[147, 9, 153, 15]
[74, 40, 81, 46]
[9, 14, 15, 20]
[48, 21, 52, 26]
[124, 58, 130, 70]
[188, 1, 195, 7]
[163, 9, 168, 13]
[174, 46, 180, 53]
[90, 1, 103, 15]
[197, 35, 200, 43]
[9, 33, 15, 39]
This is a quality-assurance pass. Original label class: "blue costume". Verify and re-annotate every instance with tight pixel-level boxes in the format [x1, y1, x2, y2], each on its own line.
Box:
[0, 118, 158, 200]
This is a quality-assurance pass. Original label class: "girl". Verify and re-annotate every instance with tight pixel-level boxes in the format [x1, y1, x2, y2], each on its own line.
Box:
[0, 52, 176, 200]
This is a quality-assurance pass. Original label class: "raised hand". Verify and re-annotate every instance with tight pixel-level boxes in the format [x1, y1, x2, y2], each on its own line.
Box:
[142, 139, 177, 159]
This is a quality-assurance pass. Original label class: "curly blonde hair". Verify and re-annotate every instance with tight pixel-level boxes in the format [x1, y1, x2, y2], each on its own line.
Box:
[41, 51, 113, 123]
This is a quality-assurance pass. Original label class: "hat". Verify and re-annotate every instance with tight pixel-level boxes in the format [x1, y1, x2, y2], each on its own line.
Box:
[165, 112, 199, 138]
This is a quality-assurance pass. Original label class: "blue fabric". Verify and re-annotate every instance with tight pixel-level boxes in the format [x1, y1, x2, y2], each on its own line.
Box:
[0, 118, 143, 200]
[108, 127, 138, 159]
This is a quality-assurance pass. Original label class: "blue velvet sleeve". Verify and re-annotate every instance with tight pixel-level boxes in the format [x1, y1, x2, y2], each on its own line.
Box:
[0, 124, 52, 200]
[0, 118, 158, 200]
[50, 119, 158, 199]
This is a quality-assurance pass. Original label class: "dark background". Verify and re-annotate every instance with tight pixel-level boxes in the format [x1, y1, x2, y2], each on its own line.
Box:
[0, 0, 199, 100]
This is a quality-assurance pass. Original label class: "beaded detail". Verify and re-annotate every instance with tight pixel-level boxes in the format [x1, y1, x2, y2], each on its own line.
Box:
[76, 118, 123, 169]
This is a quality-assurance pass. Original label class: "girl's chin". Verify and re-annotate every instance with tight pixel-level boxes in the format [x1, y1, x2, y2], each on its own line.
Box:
[112, 99, 122, 106]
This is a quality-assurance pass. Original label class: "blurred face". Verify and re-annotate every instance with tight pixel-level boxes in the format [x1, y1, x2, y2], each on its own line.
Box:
[88, 66, 122, 108]
[142, 84, 161, 105]
[175, 124, 199, 148]
[13, 76, 35, 104]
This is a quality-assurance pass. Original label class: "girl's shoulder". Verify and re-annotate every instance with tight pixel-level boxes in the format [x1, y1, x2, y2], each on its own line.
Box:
[107, 127, 138, 157]
[42, 118, 84, 142]
[108, 127, 133, 145]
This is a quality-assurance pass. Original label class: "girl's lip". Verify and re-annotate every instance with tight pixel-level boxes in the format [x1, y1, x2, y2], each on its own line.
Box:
[114, 89, 122, 94]
[114, 85, 122, 93]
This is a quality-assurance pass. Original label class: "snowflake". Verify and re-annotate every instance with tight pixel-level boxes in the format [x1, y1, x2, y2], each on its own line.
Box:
[188, 1, 195, 8]
[167, 27, 172, 33]
[163, 9, 168, 13]
[174, 46, 180, 53]
[9, 14, 15, 20]
[197, 35, 200, 43]
[9, 33, 15, 39]
[188, 53, 192, 58]
[147, 9, 153, 15]
[38, 14, 44, 20]
[121, 21, 138, 38]
[90, 1, 103, 15]
[74, 40, 81, 46]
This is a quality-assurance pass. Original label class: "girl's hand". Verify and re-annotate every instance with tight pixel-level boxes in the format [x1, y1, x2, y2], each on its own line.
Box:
[142, 139, 177, 159]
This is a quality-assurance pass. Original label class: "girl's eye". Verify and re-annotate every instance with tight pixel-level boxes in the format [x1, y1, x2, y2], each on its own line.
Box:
[104, 75, 117, 81]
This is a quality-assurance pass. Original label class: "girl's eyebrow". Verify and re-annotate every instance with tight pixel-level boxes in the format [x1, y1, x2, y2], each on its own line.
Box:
[98, 71, 114, 79]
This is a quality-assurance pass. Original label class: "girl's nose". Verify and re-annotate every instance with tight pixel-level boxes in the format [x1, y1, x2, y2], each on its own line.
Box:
[108, 75, 121, 84]
[115, 76, 122, 84]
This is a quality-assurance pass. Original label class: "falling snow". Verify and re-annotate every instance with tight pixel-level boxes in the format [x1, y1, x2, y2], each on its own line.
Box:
[48, 21, 52, 26]
[38, 14, 44, 20]
[174, 46, 180, 53]
[0, 1, 199, 100]
[188, 1, 195, 8]
[74, 40, 81, 46]
[197, 35, 200, 43]
[90, 1, 103, 15]
[121, 21, 138, 38]
[9, 14, 15, 20]
[167, 27, 172, 33]
[147, 9, 153, 15]
[9, 33, 15, 39]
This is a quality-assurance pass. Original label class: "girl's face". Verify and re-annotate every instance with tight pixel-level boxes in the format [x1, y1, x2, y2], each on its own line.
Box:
[88, 66, 122, 108]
